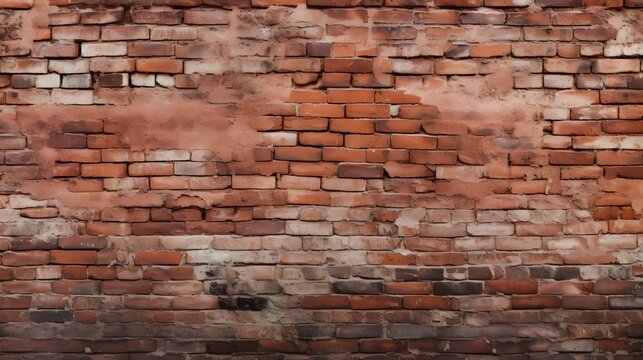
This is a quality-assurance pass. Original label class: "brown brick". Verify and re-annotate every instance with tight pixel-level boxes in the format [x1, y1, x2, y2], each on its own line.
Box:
[324, 59, 373, 73]
[337, 163, 384, 178]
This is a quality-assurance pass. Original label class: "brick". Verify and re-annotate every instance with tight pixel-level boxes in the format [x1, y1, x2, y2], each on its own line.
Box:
[302, 295, 350, 309]
[101, 26, 149, 41]
[48, 134, 86, 149]
[151, 27, 198, 41]
[184, 10, 229, 24]
[391, 59, 434, 74]
[0, 0, 33, 8]
[433, 281, 483, 295]
[485, 280, 537, 294]
[525, 28, 573, 41]
[128, 42, 175, 57]
[50, 250, 97, 265]
[136, 59, 183, 74]
[134, 251, 182, 265]
[404, 296, 451, 309]
[389, 324, 435, 339]
[593, 59, 640, 74]
[351, 296, 402, 309]
[80, 164, 127, 178]
[544, 58, 591, 73]
[1, 59, 47, 74]
[435, 0, 481, 6]
[601, 90, 643, 104]
[372, 26, 417, 40]
[562, 295, 607, 309]
[324, 59, 373, 73]
[3, 251, 49, 266]
[32, 42, 79, 58]
[52, 26, 100, 41]
[300, 104, 344, 117]
[90, 340, 157, 353]
[323, 73, 351, 87]
[333, 281, 384, 294]
[345, 104, 390, 118]
[327, 89, 374, 103]
[414, 10, 460, 24]
[81, 42, 128, 57]
[337, 163, 384, 178]
[549, 151, 594, 165]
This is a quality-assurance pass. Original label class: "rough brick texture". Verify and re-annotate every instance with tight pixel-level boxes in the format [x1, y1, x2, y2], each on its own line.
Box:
[0, 0, 642, 357]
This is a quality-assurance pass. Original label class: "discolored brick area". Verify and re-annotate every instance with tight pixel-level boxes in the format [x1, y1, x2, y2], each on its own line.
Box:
[0, 0, 642, 358]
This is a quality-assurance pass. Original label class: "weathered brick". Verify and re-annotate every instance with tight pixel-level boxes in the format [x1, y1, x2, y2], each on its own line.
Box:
[0, 1, 639, 356]
[337, 163, 384, 178]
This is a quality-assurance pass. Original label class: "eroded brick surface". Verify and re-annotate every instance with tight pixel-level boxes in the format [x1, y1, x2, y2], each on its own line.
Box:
[0, 0, 642, 357]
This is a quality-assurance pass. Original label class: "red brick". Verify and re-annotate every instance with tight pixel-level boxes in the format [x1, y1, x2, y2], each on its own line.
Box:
[128, 42, 174, 57]
[562, 295, 607, 309]
[80, 163, 126, 178]
[299, 104, 344, 117]
[351, 296, 402, 309]
[3, 251, 49, 266]
[327, 89, 374, 103]
[129, 162, 174, 176]
[549, 151, 594, 165]
[48, 134, 86, 149]
[322, 73, 351, 87]
[134, 251, 182, 265]
[50, 250, 97, 265]
[403, 296, 451, 309]
[302, 295, 350, 309]
[330, 119, 374, 134]
[345, 104, 390, 118]
[485, 280, 538, 294]
[324, 59, 373, 73]
[337, 163, 384, 178]
[435, 0, 481, 6]
[391, 135, 437, 150]
[136, 59, 183, 73]
[274, 147, 321, 161]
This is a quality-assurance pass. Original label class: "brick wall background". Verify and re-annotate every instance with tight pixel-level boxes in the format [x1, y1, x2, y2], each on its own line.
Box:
[0, 0, 642, 357]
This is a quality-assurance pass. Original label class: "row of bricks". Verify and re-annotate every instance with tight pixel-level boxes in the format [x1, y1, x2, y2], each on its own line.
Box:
[1, 265, 640, 283]
[10, 202, 639, 222]
[0, 321, 640, 339]
[0, 272, 641, 296]
[4, 199, 642, 231]
[4, 148, 643, 166]
[0, 248, 635, 268]
[26, 162, 643, 180]
[19, 24, 632, 44]
[39, 0, 643, 9]
[1, 72, 641, 92]
[6, 38, 641, 62]
[4, 0, 632, 13]
[4, 209, 642, 234]
[4, 90, 638, 107]
[2, 57, 640, 74]
[2, 108, 641, 133]
[29, 9, 643, 29]
[30, 133, 643, 151]
[5, 157, 641, 183]
[4, 186, 632, 209]
[26, 215, 640, 234]
[1, 89, 641, 107]
[5, 213, 643, 235]
[0, 262, 640, 280]
[0, 337, 641, 355]
[0, 297, 641, 318]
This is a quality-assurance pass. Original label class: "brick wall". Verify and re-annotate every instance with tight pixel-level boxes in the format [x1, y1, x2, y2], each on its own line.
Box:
[0, 0, 642, 357]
